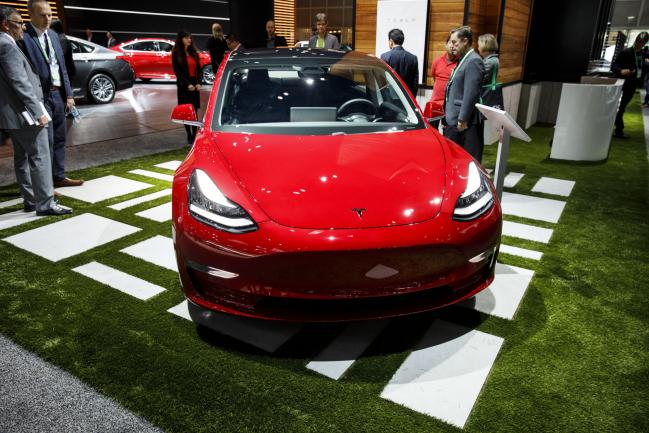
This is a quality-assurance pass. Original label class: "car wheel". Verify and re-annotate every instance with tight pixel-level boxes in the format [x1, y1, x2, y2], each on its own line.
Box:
[140, 77, 152, 82]
[201, 65, 214, 85]
[88, 73, 115, 104]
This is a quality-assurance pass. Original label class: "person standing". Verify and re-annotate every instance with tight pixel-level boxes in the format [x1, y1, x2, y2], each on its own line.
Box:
[49, 20, 75, 80]
[205, 23, 227, 75]
[106, 31, 117, 48]
[22, 0, 83, 187]
[172, 30, 201, 145]
[0, 6, 71, 216]
[612, 32, 649, 138]
[226, 34, 244, 52]
[425, 34, 458, 119]
[265, 20, 287, 48]
[308, 13, 340, 49]
[478, 33, 503, 111]
[380, 28, 419, 97]
[443, 26, 485, 162]
[85, 27, 92, 42]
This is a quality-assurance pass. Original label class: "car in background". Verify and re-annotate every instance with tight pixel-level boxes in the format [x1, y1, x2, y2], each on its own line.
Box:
[170, 49, 502, 321]
[110, 38, 214, 84]
[68, 36, 134, 104]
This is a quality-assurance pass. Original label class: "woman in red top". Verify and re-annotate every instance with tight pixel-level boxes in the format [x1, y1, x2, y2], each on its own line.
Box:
[172, 30, 202, 144]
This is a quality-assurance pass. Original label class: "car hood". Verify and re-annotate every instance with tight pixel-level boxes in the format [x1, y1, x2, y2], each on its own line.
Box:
[213, 128, 447, 229]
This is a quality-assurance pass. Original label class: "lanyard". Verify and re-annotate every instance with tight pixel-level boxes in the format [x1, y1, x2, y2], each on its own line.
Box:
[36, 31, 52, 64]
[445, 48, 474, 103]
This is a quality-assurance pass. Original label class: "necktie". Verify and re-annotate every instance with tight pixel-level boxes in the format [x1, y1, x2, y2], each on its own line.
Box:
[43, 32, 51, 60]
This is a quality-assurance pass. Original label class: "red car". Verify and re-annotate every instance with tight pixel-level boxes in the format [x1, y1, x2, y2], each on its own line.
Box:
[110, 38, 214, 84]
[170, 49, 502, 321]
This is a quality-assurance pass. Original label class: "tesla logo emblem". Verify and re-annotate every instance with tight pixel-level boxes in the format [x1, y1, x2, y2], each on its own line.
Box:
[352, 208, 366, 219]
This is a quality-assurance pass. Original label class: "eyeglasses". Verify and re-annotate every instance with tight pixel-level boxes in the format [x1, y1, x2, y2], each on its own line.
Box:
[8, 20, 26, 28]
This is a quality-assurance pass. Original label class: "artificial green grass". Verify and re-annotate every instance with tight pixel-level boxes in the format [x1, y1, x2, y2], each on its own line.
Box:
[0, 97, 648, 432]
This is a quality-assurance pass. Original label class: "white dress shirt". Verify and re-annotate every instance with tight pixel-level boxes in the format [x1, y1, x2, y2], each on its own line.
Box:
[34, 27, 62, 87]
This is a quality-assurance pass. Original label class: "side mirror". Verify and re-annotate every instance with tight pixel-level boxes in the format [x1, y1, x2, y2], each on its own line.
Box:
[171, 104, 203, 128]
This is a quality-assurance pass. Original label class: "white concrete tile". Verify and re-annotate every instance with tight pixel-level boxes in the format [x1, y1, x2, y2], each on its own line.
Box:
[532, 177, 576, 197]
[168, 300, 301, 353]
[500, 244, 543, 261]
[380, 320, 503, 428]
[135, 202, 172, 222]
[307, 320, 390, 380]
[4, 213, 140, 262]
[0, 210, 45, 231]
[460, 263, 534, 320]
[55, 175, 152, 203]
[501, 192, 567, 224]
[502, 220, 553, 244]
[0, 197, 23, 209]
[109, 189, 172, 210]
[120, 235, 177, 272]
[154, 161, 182, 171]
[129, 169, 174, 183]
[503, 172, 525, 188]
[72, 261, 166, 300]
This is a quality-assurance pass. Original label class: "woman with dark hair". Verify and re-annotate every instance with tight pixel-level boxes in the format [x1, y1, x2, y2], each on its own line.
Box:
[172, 30, 201, 144]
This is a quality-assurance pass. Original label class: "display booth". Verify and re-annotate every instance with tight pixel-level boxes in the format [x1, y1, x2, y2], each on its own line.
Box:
[549, 77, 624, 161]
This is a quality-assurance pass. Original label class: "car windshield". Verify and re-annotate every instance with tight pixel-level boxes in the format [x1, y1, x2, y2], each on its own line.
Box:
[215, 52, 424, 135]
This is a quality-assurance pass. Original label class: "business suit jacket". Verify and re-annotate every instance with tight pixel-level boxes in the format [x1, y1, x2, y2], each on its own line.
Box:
[612, 47, 641, 89]
[267, 35, 288, 47]
[21, 23, 73, 99]
[0, 34, 45, 130]
[308, 33, 340, 49]
[444, 48, 484, 127]
[381, 45, 419, 96]
[172, 51, 201, 109]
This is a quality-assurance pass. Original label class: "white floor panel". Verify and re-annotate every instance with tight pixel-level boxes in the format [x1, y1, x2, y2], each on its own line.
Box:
[73, 261, 166, 300]
[120, 235, 177, 272]
[0, 210, 45, 231]
[0, 197, 23, 209]
[460, 263, 534, 320]
[500, 244, 543, 261]
[531, 177, 576, 197]
[135, 202, 172, 222]
[154, 161, 182, 171]
[501, 192, 566, 224]
[4, 213, 140, 262]
[109, 189, 172, 210]
[168, 300, 301, 353]
[307, 320, 390, 380]
[129, 169, 174, 182]
[503, 172, 525, 188]
[380, 320, 503, 428]
[502, 220, 553, 244]
[55, 175, 152, 203]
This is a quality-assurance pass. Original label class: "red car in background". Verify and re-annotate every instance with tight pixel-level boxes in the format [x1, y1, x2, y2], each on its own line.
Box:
[110, 38, 214, 84]
[170, 49, 502, 322]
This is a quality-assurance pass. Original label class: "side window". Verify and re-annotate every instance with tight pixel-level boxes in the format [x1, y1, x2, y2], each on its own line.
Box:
[129, 42, 156, 52]
[70, 40, 93, 54]
[157, 42, 173, 52]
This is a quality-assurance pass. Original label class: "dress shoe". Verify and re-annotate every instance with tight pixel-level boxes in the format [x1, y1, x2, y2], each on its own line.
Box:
[54, 191, 61, 197]
[54, 177, 84, 187]
[36, 204, 73, 216]
[613, 133, 630, 139]
[23, 204, 35, 212]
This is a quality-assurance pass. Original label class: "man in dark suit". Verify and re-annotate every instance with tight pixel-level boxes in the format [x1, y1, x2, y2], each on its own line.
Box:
[265, 20, 287, 48]
[611, 32, 649, 139]
[380, 28, 419, 97]
[443, 25, 485, 162]
[22, 0, 83, 188]
[106, 31, 118, 48]
[0, 6, 71, 216]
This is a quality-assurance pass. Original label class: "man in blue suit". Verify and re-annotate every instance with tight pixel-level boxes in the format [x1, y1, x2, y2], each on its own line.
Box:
[380, 28, 419, 97]
[21, 0, 83, 187]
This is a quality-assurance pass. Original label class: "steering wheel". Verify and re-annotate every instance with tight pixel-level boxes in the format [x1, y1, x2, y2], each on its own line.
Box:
[337, 98, 378, 117]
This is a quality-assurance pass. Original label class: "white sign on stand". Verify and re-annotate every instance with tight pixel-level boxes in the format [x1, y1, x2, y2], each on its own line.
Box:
[475, 103, 531, 199]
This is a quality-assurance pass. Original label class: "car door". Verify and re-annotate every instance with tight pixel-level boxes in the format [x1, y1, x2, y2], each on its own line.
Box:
[69, 39, 93, 97]
[155, 41, 175, 78]
[122, 41, 157, 78]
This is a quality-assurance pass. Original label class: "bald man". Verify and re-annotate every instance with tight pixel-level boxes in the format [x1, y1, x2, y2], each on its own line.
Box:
[265, 20, 287, 48]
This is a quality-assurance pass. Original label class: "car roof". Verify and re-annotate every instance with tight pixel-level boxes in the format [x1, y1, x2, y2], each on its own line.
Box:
[228, 48, 374, 63]
[67, 35, 115, 53]
[120, 38, 174, 45]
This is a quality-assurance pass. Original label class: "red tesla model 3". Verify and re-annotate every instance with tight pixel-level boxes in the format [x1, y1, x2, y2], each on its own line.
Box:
[111, 38, 214, 83]
[170, 49, 502, 321]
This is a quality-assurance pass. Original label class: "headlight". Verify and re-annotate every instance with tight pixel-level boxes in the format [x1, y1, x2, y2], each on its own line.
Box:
[453, 162, 494, 221]
[188, 169, 257, 233]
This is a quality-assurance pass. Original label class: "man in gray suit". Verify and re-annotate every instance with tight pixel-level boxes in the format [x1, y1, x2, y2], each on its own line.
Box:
[443, 26, 485, 162]
[0, 6, 71, 216]
[308, 13, 340, 49]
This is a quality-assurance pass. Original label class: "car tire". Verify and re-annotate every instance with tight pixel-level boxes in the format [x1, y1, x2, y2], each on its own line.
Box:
[88, 73, 115, 104]
[140, 77, 152, 82]
[201, 65, 214, 85]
